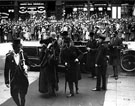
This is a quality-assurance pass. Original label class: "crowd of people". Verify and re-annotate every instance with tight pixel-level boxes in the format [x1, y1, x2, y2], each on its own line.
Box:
[0, 15, 135, 43]
[3, 14, 135, 106]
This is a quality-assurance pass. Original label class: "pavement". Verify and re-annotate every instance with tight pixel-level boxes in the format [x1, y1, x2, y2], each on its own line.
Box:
[0, 67, 135, 106]
[0, 71, 39, 105]
[104, 67, 135, 106]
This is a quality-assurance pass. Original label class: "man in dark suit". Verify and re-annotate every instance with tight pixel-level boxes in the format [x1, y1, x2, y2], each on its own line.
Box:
[86, 32, 98, 78]
[61, 37, 82, 97]
[109, 31, 122, 80]
[92, 34, 108, 91]
[4, 38, 30, 106]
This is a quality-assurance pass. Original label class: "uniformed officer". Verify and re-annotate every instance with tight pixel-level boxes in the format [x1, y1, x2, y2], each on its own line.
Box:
[4, 38, 30, 106]
[109, 31, 122, 80]
[86, 32, 98, 78]
[92, 34, 108, 91]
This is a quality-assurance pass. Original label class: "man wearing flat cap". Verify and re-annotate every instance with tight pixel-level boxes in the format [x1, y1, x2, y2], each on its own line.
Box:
[92, 34, 108, 91]
[4, 38, 30, 106]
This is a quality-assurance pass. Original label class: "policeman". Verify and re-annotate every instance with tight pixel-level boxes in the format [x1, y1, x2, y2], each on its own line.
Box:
[86, 32, 98, 78]
[109, 31, 122, 80]
[92, 34, 108, 91]
[61, 37, 82, 97]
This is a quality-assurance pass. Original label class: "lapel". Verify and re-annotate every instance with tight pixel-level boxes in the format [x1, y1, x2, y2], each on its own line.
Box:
[11, 52, 21, 66]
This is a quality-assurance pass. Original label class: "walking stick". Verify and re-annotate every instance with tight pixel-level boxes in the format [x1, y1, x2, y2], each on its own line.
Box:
[65, 79, 67, 94]
[64, 65, 68, 94]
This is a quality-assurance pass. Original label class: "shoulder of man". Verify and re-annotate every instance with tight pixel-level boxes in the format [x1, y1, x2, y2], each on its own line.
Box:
[6, 50, 14, 57]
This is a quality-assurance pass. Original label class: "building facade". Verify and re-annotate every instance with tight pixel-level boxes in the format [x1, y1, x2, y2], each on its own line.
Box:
[0, 0, 135, 20]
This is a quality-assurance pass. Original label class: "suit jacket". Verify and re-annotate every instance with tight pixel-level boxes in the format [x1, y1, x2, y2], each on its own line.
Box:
[95, 43, 108, 67]
[4, 50, 29, 87]
[86, 39, 98, 67]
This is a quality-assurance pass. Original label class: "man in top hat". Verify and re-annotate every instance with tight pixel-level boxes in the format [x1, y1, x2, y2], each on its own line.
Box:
[4, 38, 30, 106]
[61, 37, 83, 97]
[92, 34, 108, 91]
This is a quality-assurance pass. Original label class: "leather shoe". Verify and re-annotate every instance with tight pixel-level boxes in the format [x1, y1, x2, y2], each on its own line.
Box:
[115, 76, 118, 80]
[101, 87, 107, 91]
[66, 93, 74, 98]
[92, 88, 101, 91]
[76, 91, 79, 94]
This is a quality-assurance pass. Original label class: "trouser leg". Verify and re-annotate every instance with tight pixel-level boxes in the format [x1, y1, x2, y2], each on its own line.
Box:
[116, 65, 119, 77]
[20, 93, 26, 106]
[102, 66, 107, 90]
[96, 68, 101, 89]
[11, 88, 21, 106]
[68, 81, 74, 95]
[75, 81, 79, 94]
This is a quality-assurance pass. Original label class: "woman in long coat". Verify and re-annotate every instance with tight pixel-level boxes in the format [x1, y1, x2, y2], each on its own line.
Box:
[39, 37, 59, 97]
[61, 37, 82, 97]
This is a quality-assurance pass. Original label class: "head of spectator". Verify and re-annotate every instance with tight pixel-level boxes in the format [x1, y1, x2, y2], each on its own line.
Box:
[61, 31, 68, 38]
[97, 33, 106, 43]
[50, 32, 57, 39]
[63, 37, 73, 47]
[89, 32, 94, 38]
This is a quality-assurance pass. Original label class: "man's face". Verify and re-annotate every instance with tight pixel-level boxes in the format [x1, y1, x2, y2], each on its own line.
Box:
[98, 38, 103, 43]
[13, 44, 21, 53]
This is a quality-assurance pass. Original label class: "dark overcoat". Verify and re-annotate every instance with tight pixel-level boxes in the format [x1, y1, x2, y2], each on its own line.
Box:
[61, 46, 82, 82]
[95, 43, 108, 89]
[86, 39, 98, 68]
[109, 36, 122, 66]
[39, 47, 59, 93]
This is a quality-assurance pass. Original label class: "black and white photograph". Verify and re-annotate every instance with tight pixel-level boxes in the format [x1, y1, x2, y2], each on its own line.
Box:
[0, 0, 135, 106]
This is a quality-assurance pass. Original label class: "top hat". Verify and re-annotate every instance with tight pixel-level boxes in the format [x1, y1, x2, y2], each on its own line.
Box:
[12, 38, 21, 45]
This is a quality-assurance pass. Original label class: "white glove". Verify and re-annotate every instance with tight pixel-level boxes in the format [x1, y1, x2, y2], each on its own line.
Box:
[47, 43, 52, 49]
[75, 58, 79, 62]
[95, 64, 98, 67]
[23, 64, 29, 75]
[65, 62, 68, 66]
[87, 47, 91, 51]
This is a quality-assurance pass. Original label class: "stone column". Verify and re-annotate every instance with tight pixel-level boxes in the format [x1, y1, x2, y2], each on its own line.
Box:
[87, 0, 90, 20]
[56, 0, 62, 20]
[14, 0, 19, 21]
